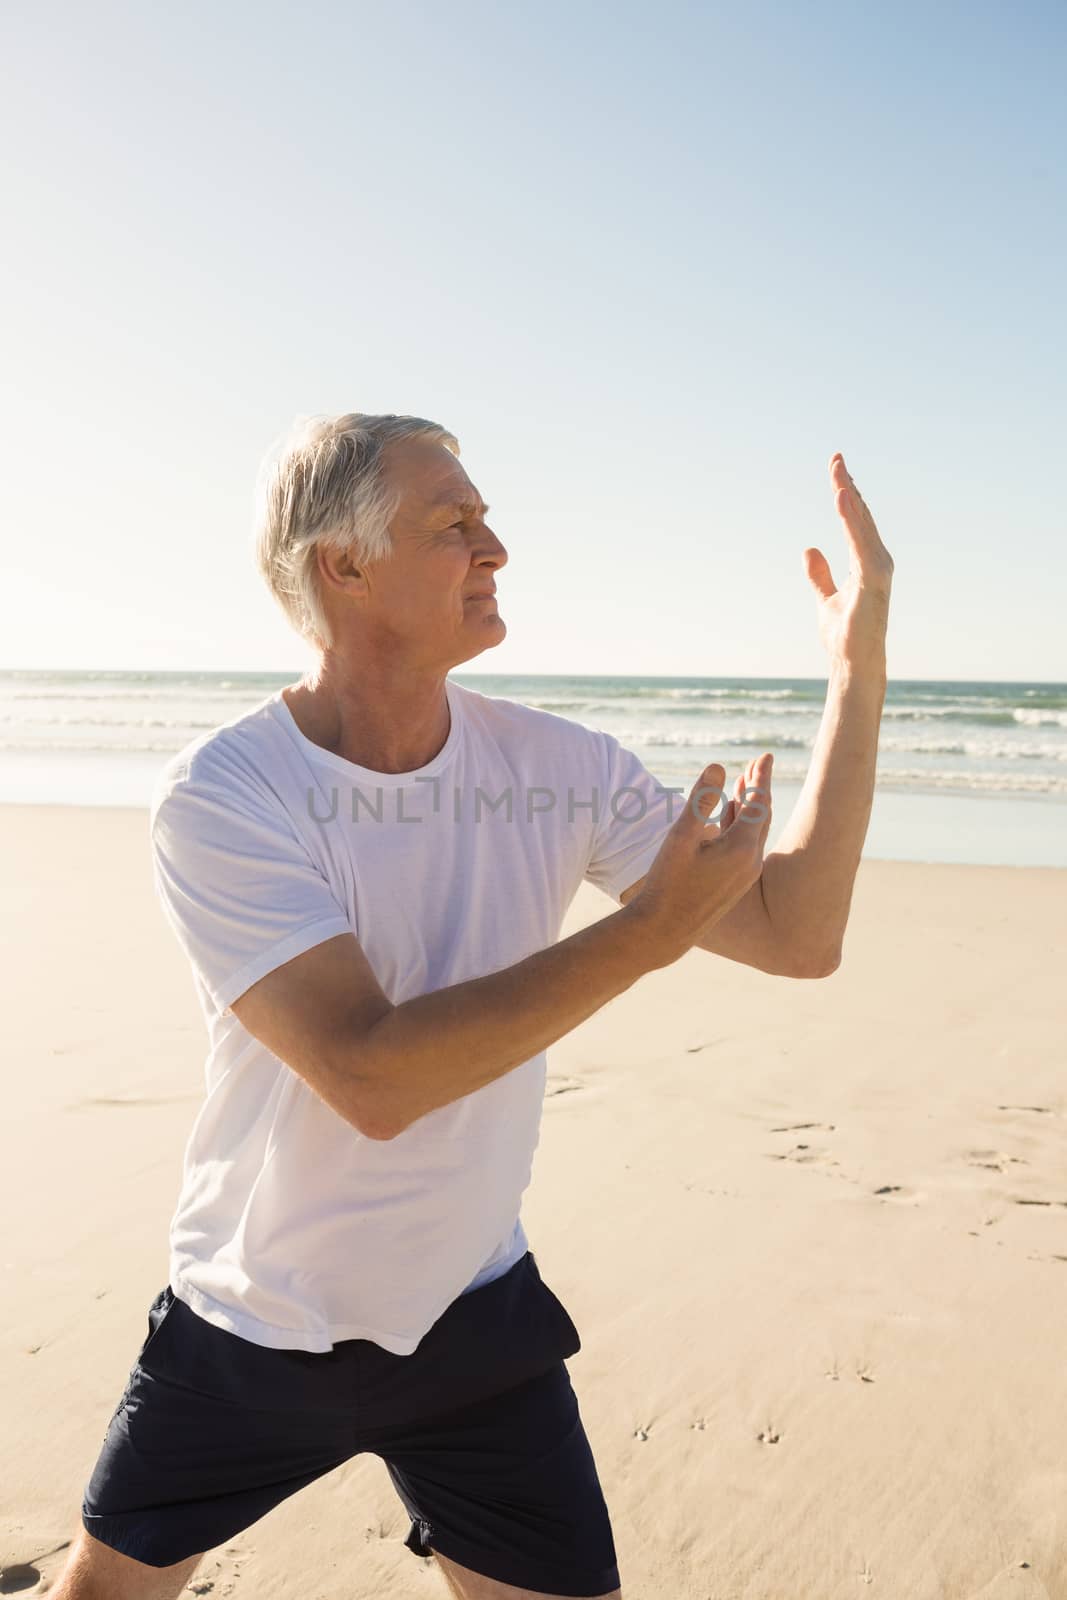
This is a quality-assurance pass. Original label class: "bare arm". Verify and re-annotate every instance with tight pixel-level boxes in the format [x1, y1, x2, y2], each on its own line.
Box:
[759, 454, 893, 969]
[759, 658, 886, 971]
[231, 909, 653, 1142]
[676, 657, 887, 976]
[356, 905, 653, 1137]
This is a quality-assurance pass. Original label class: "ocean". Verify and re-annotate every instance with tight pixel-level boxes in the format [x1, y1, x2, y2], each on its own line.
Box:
[1, 668, 1065, 867]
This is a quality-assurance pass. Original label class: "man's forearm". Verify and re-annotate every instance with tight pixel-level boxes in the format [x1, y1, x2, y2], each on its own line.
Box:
[760, 655, 887, 967]
[352, 905, 654, 1139]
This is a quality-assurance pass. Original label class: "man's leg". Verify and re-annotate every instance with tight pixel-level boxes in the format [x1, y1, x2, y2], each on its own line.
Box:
[433, 1549, 621, 1599]
[48, 1526, 204, 1600]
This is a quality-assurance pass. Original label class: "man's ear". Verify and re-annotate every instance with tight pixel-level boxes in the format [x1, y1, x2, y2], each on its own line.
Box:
[317, 542, 367, 598]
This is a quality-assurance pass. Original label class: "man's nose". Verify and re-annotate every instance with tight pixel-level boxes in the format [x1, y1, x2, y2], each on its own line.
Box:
[477, 526, 508, 569]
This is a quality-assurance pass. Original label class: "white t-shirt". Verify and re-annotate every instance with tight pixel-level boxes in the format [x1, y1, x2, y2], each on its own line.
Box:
[149, 678, 679, 1353]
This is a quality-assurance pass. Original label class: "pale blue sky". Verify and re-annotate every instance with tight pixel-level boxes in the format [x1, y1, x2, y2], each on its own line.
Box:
[3, 0, 1064, 679]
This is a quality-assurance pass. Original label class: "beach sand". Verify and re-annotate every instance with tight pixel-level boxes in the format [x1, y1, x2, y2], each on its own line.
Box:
[3, 803, 1065, 1599]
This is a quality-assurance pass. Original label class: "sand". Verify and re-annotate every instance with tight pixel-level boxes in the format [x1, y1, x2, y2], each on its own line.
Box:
[3, 802, 1066, 1599]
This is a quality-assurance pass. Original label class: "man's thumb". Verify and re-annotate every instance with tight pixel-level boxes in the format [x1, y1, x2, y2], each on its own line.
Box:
[682, 763, 726, 829]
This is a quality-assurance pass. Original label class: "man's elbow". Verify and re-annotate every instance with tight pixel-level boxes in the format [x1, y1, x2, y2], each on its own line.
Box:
[360, 1115, 404, 1141]
[350, 1082, 407, 1141]
[351, 1089, 407, 1141]
[787, 943, 842, 980]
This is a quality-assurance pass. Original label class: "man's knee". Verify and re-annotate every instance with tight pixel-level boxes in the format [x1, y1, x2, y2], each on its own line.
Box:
[49, 1524, 205, 1600]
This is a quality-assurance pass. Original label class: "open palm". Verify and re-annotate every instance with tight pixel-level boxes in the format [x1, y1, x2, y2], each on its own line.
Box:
[804, 454, 894, 670]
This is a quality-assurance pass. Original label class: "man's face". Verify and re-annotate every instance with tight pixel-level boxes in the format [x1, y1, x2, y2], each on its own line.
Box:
[354, 435, 508, 670]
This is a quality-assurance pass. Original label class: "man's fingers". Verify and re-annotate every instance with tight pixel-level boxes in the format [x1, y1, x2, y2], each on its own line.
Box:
[804, 546, 837, 599]
[685, 763, 726, 827]
[828, 452, 890, 570]
[685, 756, 772, 843]
[737, 753, 773, 825]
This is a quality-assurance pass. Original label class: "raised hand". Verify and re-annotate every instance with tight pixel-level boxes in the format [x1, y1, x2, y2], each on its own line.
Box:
[803, 454, 894, 671]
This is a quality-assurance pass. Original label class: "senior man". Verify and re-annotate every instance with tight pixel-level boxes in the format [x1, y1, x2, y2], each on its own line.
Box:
[59, 413, 893, 1600]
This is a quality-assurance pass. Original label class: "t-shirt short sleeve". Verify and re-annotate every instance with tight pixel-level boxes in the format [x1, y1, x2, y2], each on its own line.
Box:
[150, 774, 353, 1015]
[583, 731, 682, 903]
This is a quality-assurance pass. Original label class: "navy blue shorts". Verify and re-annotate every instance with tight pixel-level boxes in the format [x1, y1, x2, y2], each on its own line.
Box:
[81, 1251, 620, 1596]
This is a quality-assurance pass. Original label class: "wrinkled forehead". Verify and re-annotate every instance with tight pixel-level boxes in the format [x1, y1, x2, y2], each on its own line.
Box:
[384, 435, 483, 522]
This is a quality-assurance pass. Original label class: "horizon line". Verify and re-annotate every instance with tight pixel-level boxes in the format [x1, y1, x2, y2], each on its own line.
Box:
[1, 665, 1065, 687]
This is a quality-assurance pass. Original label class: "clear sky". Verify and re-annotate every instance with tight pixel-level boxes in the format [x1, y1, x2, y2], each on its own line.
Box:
[3, 0, 1064, 680]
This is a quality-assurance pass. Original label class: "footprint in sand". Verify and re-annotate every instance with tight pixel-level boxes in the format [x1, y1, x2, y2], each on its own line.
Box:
[545, 1075, 586, 1098]
[362, 1519, 398, 1542]
[764, 1122, 854, 1181]
[872, 1185, 927, 1204]
[824, 1356, 875, 1382]
[0, 1540, 70, 1593]
[769, 1121, 836, 1134]
[184, 1545, 254, 1597]
[964, 1149, 1029, 1173]
[766, 1142, 842, 1175]
[967, 1211, 1006, 1235]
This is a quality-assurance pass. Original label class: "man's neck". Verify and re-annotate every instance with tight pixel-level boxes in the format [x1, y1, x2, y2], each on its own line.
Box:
[282, 663, 452, 774]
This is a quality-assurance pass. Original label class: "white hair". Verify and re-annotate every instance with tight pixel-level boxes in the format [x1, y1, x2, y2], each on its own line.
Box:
[253, 411, 460, 650]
